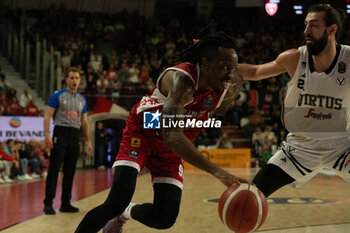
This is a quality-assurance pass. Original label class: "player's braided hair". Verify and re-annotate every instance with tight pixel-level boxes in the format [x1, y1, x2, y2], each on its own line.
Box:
[308, 4, 347, 40]
[175, 28, 235, 64]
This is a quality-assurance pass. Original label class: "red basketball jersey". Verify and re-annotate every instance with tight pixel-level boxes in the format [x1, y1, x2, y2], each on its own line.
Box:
[129, 62, 228, 141]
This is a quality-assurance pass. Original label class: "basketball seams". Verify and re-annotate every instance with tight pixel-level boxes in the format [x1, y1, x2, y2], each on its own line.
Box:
[222, 183, 249, 227]
[248, 186, 263, 233]
[219, 183, 268, 233]
[237, 183, 251, 233]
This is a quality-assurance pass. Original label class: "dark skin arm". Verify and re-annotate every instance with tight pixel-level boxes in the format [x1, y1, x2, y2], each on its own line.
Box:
[160, 70, 247, 187]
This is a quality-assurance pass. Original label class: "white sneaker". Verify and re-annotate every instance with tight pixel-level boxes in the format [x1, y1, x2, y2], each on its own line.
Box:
[31, 173, 41, 179]
[24, 174, 33, 180]
[17, 175, 26, 181]
[97, 165, 106, 170]
[41, 172, 48, 177]
[4, 176, 14, 183]
[0, 177, 5, 184]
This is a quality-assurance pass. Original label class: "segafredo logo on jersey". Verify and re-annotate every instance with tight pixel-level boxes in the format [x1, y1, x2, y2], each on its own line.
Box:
[143, 110, 222, 129]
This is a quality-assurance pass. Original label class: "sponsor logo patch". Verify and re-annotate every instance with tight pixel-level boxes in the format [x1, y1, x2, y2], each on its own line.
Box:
[131, 137, 141, 147]
[129, 150, 139, 159]
[338, 61, 346, 74]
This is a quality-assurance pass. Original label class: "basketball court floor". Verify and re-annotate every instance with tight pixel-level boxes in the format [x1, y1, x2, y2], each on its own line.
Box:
[1, 168, 350, 233]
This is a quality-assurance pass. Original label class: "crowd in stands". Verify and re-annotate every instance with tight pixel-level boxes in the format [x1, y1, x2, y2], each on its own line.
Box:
[0, 68, 43, 116]
[0, 138, 48, 183]
[3, 4, 350, 167]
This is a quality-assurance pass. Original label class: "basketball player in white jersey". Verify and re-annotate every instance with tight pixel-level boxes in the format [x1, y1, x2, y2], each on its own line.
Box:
[238, 4, 350, 197]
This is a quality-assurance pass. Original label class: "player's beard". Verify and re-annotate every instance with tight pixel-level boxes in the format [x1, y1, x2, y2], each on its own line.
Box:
[306, 30, 328, 55]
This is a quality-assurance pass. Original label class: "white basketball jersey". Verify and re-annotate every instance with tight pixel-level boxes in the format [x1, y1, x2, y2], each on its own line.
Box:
[283, 45, 350, 140]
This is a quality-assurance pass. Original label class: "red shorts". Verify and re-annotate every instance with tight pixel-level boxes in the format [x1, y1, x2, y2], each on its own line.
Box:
[113, 122, 184, 189]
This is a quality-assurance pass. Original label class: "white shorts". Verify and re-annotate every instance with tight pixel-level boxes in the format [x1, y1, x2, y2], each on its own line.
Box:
[268, 135, 350, 187]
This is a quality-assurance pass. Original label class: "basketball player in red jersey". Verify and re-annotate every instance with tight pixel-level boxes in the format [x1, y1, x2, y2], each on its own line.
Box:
[75, 31, 247, 233]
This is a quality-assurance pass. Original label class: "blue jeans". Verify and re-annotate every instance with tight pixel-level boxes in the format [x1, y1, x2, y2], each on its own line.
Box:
[20, 158, 28, 175]
[95, 146, 106, 167]
[28, 158, 39, 174]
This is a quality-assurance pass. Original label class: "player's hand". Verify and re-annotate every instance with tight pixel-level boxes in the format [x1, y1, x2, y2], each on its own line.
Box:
[45, 135, 53, 153]
[85, 141, 93, 156]
[214, 171, 249, 188]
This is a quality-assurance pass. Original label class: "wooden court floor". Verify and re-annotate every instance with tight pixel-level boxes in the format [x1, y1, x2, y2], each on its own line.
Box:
[2, 168, 350, 233]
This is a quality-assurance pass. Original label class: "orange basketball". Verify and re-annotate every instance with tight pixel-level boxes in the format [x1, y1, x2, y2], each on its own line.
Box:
[218, 183, 268, 233]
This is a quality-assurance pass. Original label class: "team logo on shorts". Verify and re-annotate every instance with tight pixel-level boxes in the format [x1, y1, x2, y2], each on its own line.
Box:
[143, 110, 161, 129]
[129, 149, 139, 159]
[131, 137, 141, 147]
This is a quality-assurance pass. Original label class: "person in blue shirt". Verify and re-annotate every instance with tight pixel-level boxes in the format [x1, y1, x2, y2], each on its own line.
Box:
[43, 67, 92, 215]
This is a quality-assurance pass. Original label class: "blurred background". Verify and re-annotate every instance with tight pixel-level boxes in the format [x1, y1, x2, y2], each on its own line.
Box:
[0, 0, 350, 174]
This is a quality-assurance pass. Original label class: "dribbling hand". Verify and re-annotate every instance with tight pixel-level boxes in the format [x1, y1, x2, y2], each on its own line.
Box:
[214, 171, 249, 188]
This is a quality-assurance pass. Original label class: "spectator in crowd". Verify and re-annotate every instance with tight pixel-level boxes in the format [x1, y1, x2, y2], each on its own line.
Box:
[0, 99, 5, 115]
[118, 62, 130, 83]
[263, 125, 278, 153]
[139, 61, 151, 84]
[25, 99, 40, 116]
[252, 126, 265, 154]
[215, 132, 233, 149]
[259, 143, 273, 166]
[277, 129, 287, 146]
[71, 50, 83, 67]
[0, 75, 11, 91]
[106, 64, 118, 81]
[4, 140, 26, 181]
[195, 130, 213, 148]
[19, 89, 32, 109]
[249, 107, 264, 126]
[8, 96, 22, 116]
[0, 160, 6, 183]
[145, 77, 155, 92]
[90, 51, 102, 72]
[96, 64, 105, 76]
[95, 122, 109, 169]
[78, 74, 87, 93]
[0, 142, 16, 183]
[96, 74, 109, 94]
[7, 88, 17, 101]
[108, 74, 122, 94]
[30, 140, 49, 177]
[3, 105, 13, 116]
[16, 141, 40, 178]
[128, 62, 140, 84]
[0, 89, 7, 102]
[61, 50, 72, 70]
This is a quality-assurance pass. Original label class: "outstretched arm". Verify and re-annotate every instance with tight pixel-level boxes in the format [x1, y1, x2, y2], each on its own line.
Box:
[238, 49, 299, 81]
[161, 71, 247, 187]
